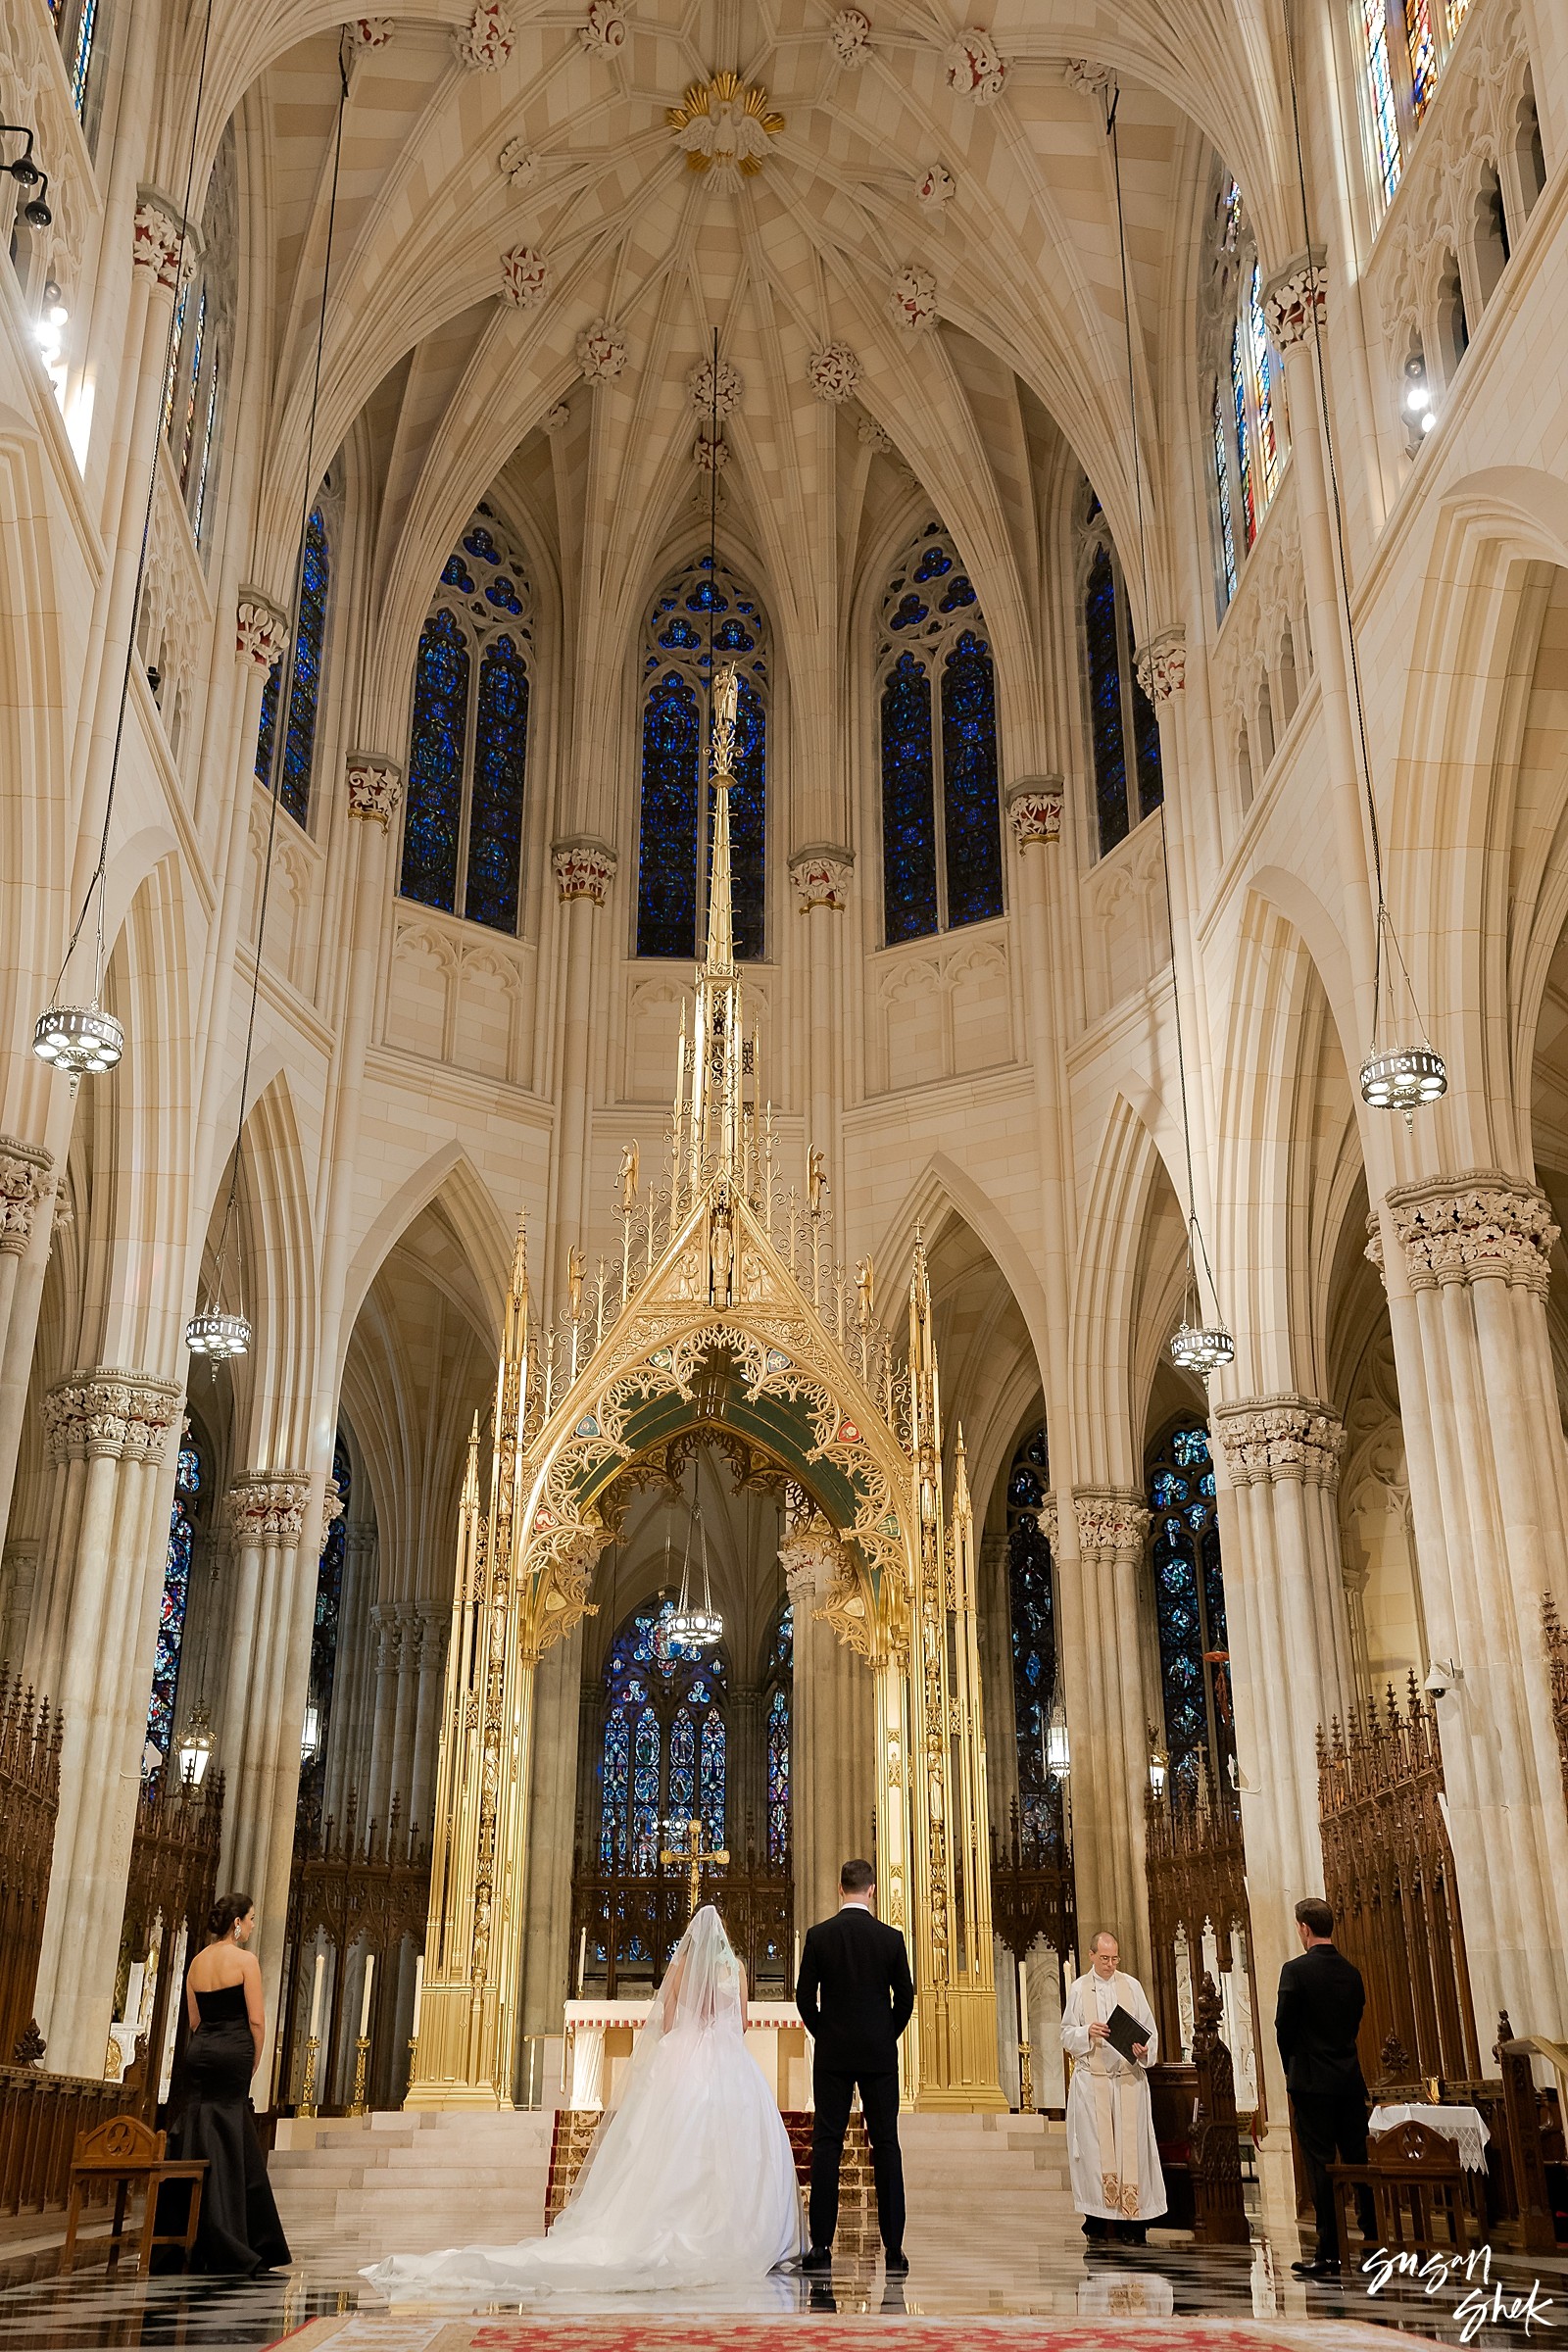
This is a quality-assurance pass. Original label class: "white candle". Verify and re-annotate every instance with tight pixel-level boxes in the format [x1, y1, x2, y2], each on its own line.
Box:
[308, 1951, 324, 2040]
[1017, 1954, 1030, 2039]
[411, 1953, 424, 2039]
[577, 1928, 587, 1994]
[359, 1952, 375, 2038]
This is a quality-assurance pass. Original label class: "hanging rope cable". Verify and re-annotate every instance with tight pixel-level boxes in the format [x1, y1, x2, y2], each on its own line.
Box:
[1106, 86, 1231, 1361]
[190, 40, 350, 1350]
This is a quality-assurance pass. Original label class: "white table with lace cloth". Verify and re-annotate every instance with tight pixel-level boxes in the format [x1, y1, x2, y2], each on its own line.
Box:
[1368, 2100, 1491, 2171]
[563, 1998, 811, 2110]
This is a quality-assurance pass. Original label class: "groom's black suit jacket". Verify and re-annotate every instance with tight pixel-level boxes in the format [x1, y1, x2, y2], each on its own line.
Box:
[796, 1904, 914, 2076]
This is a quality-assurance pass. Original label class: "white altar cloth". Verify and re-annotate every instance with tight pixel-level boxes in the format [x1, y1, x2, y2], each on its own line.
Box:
[564, 1999, 809, 2111]
[1369, 2101, 1491, 2172]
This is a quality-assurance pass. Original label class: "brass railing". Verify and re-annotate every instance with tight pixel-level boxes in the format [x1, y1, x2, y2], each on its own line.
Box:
[0, 1669, 61, 2062]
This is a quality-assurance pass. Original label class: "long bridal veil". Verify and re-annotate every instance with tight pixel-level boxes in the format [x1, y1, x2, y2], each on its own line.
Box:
[363, 1904, 804, 2300]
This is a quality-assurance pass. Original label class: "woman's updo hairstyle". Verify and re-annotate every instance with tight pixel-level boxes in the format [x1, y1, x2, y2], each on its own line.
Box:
[209, 1890, 254, 1940]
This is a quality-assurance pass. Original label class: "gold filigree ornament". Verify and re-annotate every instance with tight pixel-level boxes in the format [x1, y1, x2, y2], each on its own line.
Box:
[667, 72, 784, 174]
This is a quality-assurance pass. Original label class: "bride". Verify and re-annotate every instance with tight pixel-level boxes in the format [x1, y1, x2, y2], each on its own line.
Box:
[363, 1905, 804, 2298]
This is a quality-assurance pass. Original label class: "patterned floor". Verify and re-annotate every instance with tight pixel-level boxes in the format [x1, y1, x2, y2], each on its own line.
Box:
[0, 2230, 1562, 2351]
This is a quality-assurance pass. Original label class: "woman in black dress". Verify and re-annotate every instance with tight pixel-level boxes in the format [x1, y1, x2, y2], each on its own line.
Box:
[160, 1890, 290, 2274]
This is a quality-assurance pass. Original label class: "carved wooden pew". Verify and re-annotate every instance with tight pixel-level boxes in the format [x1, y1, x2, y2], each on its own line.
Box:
[1146, 1973, 1250, 2244]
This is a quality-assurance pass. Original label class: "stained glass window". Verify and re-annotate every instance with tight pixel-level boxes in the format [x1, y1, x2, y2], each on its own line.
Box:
[1360, 0, 1402, 208]
[1084, 546, 1130, 856]
[1232, 325, 1257, 552]
[257, 506, 330, 829]
[1247, 264, 1280, 505]
[164, 126, 236, 556]
[146, 1438, 202, 1757]
[763, 1599, 792, 1869]
[1147, 1423, 1233, 1793]
[877, 525, 1002, 944]
[1004, 1424, 1060, 1845]
[399, 505, 534, 934]
[1212, 386, 1237, 605]
[599, 1598, 728, 1870]
[1202, 173, 1284, 617]
[1405, 0, 1438, 120]
[298, 1434, 351, 1809]
[636, 554, 769, 960]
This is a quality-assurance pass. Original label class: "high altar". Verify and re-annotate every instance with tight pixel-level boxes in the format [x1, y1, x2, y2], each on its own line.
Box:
[563, 2001, 811, 2111]
[406, 664, 1004, 2115]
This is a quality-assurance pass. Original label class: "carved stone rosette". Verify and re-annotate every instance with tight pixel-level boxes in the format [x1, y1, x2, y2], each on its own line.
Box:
[1072, 1489, 1149, 1557]
[576, 318, 628, 380]
[1384, 1171, 1560, 1298]
[551, 838, 617, 905]
[788, 847, 854, 911]
[1062, 58, 1112, 96]
[829, 7, 870, 67]
[1006, 777, 1062, 848]
[807, 343, 860, 404]
[501, 245, 553, 309]
[1215, 1395, 1346, 1489]
[226, 1475, 312, 1545]
[348, 16, 394, 46]
[889, 265, 938, 331]
[131, 193, 194, 293]
[1134, 626, 1187, 705]
[454, 0, 514, 68]
[41, 1369, 182, 1464]
[0, 1137, 53, 1257]
[345, 752, 402, 827]
[578, 0, 626, 52]
[1261, 249, 1329, 350]
[235, 592, 289, 671]
[945, 29, 1006, 103]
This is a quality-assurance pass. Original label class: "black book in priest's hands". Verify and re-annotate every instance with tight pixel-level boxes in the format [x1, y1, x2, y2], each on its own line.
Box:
[1102, 2004, 1148, 2065]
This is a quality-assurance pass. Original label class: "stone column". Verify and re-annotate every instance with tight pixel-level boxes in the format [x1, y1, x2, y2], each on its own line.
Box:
[519, 1619, 585, 2047]
[387, 1603, 420, 1815]
[1211, 1396, 1352, 2132]
[218, 1474, 311, 1895]
[788, 850, 854, 1192]
[730, 1683, 761, 1858]
[366, 1602, 402, 1826]
[322, 1520, 376, 1824]
[977, 1530, 1017, 1834]
[1373, 1175, 1568, 2037]
[31, 1367, 182, 2076]
[0, 1137, 55, 1550]
[1260, 255, 1378, 1010]
[1, 1539, 37, 1667]
[409, 1605, 449, 1832]
[1058, 1490, 1152, 1973]
[781, 1516, 874, 1933]
[548, 841, 616, 1290]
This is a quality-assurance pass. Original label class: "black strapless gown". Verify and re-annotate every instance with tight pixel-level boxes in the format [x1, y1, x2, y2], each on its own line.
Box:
[154, 1984, 291, 2275]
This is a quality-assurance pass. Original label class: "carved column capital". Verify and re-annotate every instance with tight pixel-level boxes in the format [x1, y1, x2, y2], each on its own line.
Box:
[235, 592, 289, 671]
[551, 837, 617, 904]
[41, 1368, 182, 1463]
[1062, 58, 1112, 96]
[345, 752, 402, 826]
[318, 1477, 346, 1552]
[1384, 1171, 1559, 1297]
[1072, 1488, 1149, 1556]
[1134, 626, 1186, 704]
[225, 1474, 312, 1544]
[788, 846, 854, 910]
[1006, 777, 1063, 847]
[131, 190, 196, 292]
[779, 1515, 845, 1602]
[1214, 1394, 1346, 1488]
[1035, 1492, 1059, 1550]
[1261, 248, 1329, 349]
[0, 1137, 53, 1256]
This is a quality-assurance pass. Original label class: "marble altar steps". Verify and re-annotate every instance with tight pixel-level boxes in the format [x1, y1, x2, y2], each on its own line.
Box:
[271, 2108, 1075, 2263]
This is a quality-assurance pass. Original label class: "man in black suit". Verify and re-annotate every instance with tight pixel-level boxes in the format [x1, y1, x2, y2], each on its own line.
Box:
[795, 1857, 915, 2277]
[1276, 1895, 1373, 2278]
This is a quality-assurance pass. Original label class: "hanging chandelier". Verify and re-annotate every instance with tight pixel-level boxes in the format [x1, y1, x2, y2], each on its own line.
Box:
[669, 1488, 722, 1648]
[32, 1000, 123, 1076]
[1358, 1044, 1446, 1117]
[185, 1306, 252, 1360]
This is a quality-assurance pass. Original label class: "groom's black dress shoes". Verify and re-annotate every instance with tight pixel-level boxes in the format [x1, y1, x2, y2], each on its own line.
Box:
[883, 2250, 909, 2278]
[801, 2246, 834, 2274]
[1291, 2258, 1342, 2280]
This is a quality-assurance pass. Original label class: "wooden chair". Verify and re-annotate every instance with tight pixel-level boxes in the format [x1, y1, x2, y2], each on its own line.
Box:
[59, 2114, 205, 2276]
[1331, 2117, 1477, 2261]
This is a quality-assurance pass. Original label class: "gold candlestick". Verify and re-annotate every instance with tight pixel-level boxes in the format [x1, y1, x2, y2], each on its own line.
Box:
[406, 2035, 417, 2099]
[348, 2034, 370, 2117]
[298, 2034, 320, 2120]
[1018, 2038, 1035, 2114]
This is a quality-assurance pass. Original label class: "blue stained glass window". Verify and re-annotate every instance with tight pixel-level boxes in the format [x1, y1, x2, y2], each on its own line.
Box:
[1004, 1424, 1059, 1844]
[599, 1598, 729, 1874]
[632, 1708, 662, 1872]
[464, 526, 502, 564]
[1212, 386, 1237, 606]
[728, 674, 765, 960]
[712, 617, 756, 652]
[485, 574, 523, 615]
[913, 544, 953, 581]
[637, 671, 700, 957]
[466, 635, 528, 931]
[660, 616, 703, 650]
[700, 1713, 725, 1854]
[881, 653, 937, 944]
[766, 1687, 790, 1867]
[146, 1440, 202, 1756]
[1148, 1423, 1233, 1793]
[601, 1715, 629, 1862]
[668, 1708, 696, 1821]
[299, 1433, 352, 1808]
[441, 554, 475, 593]
[1232, 326, 1256, 551]
[401, 607, 469, 912]
[940, 632, 1004, 928]
[1085, 548, 1129, 856]
[1133, 668, 1162, 823]
[890, 593, 929, 631]
[939, 575, 977, 612]
[259, 506, 330, 830]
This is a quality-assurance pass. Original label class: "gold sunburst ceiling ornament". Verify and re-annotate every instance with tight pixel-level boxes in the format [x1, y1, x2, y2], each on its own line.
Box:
[667, 72, 785, 175]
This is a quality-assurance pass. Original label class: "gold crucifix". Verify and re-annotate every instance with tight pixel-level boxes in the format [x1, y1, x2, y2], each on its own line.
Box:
[660, 1815, 729, 1918]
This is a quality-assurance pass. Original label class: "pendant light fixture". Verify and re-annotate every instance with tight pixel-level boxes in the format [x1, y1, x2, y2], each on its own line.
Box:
[1280, 8, 1446, 1128]
[184, 40, 349, 1364]
[669, 1470, 722, 1649]
[1105, 87, 1235, 1378]
[33, 0, 219, 1087]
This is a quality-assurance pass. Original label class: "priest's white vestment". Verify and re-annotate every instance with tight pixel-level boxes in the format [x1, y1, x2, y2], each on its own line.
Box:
[1060, 1968, 1167, 2222]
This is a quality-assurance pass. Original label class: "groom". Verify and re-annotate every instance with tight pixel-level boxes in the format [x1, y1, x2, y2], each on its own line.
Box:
[794, 1858, 915, 2277]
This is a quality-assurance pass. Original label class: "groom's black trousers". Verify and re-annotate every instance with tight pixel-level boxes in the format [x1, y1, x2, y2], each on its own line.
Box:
[809, 2067, 905, 2253]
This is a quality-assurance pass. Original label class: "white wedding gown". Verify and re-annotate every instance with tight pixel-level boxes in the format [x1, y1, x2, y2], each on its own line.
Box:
[363, 1907, 804, 2299]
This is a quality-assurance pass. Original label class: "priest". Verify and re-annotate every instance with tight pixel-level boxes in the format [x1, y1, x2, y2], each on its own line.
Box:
[1060, 1930, 1167, 2243]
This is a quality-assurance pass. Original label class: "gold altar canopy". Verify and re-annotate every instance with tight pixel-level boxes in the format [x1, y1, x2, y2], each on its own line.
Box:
[407, 666, 1004, 2112]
